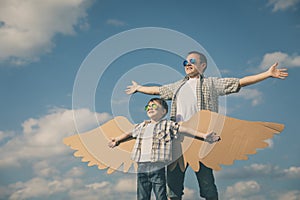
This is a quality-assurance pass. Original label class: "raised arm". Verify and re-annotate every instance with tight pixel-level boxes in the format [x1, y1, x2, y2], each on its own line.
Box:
[239, 62, 288, 87]
[108, 132, 133, 148]
[178, 123, 220, 144]
[125, 81, 160, 95]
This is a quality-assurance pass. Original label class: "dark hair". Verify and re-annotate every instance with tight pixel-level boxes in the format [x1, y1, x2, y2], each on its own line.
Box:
[188, 51, 207, 64]
[147, 98, 168, 113]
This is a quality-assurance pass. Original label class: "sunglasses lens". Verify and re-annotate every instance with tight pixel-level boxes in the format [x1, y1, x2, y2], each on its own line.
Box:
[145, 105, 149, 111]
[190, 58, 196, 64]
[183, 60, 188, 66]
[145, 104, 158, 111]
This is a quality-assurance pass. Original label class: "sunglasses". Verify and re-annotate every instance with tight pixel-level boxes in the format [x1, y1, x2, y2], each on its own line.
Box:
[144, 104, 158, 111]
[183, 58, 197, 66]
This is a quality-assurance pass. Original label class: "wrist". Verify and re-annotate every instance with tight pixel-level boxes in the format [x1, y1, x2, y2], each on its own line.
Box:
[195, 130, 202, 138]
[136, 85, 141, 92]
[265, 69, 272, 78]
[115, 138, 120, 146]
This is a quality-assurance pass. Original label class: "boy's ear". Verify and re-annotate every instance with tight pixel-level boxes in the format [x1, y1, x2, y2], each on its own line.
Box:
[163, 109, 167, 115]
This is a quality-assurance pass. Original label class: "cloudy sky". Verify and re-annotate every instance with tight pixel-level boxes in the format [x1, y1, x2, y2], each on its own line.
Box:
[1, 0, 300, 199]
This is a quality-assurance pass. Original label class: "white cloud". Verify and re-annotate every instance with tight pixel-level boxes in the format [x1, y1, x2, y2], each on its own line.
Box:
[0, 108, 111, 168]
[283, 166, 300, 178]
[0, 0, 92, 65]
[5, 175, 137, 200]
[217, 163, 300, 180]
[8, 177, 82, 200]
[65, 166, 85, 177]
[244, 163, 281, 176]
[264, 139, 274, 148]
[86, 182, 110, 190]
[222, 180, 300, 200]
[68, 179, 137, 200]
[9, 177, 50, 200]
[258, 52, 300, 70]
[0, 130, 15, 142]
[277, 190, 300, 200]
[115, 178, 136, 192]
[224, 180, 261, 199]
[0, 108, 120, 199]
[267, 0, 300, 12]
[33, 160, 60, 178]
[106, 19, 126, 27]
[231, 88, 263, 106]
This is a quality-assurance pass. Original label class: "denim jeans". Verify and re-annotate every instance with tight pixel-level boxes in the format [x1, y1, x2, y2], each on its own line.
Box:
[137, 162, 167, 200]
[167, 161, 218, 199]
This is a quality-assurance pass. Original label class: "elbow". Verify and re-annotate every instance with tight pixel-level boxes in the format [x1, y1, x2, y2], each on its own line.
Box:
[152, 87, 160, 95]
[239, 79, 247, 87]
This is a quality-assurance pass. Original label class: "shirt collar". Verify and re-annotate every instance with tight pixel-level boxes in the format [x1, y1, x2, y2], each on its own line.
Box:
[142, 118, 167, 126]
[184, 74, 204, 80]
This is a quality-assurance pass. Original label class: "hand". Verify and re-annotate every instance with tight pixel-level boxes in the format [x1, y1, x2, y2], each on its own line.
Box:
[267, 62, 288, 79]
[108, 138, 119, 148]
[125, 81, 141, 94]
[204, 132, 221, 144]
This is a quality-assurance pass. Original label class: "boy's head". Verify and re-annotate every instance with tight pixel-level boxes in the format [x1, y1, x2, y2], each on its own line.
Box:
[145, 98, 168, 120]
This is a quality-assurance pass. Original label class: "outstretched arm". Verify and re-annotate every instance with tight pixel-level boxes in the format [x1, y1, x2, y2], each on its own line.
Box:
[125, 81, 160, 95]
[108, 132, 133, 148]
[178, 123, 220, 144]
[239, 62, 288, 87]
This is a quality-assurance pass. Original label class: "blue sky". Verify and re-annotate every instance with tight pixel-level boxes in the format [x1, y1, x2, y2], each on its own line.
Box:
[0, 0, 300, 199]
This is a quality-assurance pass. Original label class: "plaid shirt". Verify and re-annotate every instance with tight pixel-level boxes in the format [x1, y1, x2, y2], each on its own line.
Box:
[131, 119, 180, 163]
[159, 76, 241, 121]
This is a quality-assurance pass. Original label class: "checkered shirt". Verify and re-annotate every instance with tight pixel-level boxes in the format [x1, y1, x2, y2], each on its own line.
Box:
[131, 119, 180, 163]
[159, 76, 241, 121]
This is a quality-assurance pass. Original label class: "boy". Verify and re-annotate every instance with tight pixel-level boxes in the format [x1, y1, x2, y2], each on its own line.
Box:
[108, 98, 220, 200]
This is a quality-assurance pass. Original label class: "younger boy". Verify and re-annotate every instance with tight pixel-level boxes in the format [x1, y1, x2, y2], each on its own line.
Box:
[108, 98, 220, 200]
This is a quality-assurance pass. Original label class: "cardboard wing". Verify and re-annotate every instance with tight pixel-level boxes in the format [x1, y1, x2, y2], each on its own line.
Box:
[180, 110, 284, 171]
[63, 116, 137, 174]
[63, 110, 284, 173]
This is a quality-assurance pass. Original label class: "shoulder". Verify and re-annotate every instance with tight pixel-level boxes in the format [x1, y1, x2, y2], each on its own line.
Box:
[160, 119, 179, 128]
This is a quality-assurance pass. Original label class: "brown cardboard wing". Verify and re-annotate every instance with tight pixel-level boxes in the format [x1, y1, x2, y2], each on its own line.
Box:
[180, 110, 285, 171]
[63, 116, 137, 174]
[63, 110, 284, 173]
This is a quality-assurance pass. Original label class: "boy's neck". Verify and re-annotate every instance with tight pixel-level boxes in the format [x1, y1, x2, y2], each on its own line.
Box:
[150, 116, 164, 124]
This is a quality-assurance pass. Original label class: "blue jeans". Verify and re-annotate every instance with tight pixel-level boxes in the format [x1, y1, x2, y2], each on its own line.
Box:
[167, 161, 218, 199]
[137, 162, 167, 200]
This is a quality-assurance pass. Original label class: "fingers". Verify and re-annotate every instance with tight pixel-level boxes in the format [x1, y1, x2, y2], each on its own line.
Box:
[272, 62, 279, 68]
[125, 85, 134, 94]
[205, 132, 221, 143]
[214, 136, 221, 142]
[125, 81, 139, 94]
[278, 69, 289, 79]
[108, 142, 116, 148]
[125, 88, 132, 94]
[279, 68, 288, 72]
[132, 80, 137, 85]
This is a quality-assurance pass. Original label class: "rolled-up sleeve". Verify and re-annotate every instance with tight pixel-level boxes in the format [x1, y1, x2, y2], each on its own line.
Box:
[211, 77, 241, 96]
[159, 80, 182, 100]
[131, 123, 142, 138]
[159, 84, 175, 100]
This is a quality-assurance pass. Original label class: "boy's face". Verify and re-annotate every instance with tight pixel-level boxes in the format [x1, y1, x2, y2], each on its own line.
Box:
[145, 100, 166, 120]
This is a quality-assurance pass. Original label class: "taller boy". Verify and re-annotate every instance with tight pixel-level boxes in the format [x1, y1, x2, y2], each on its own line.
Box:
[126, 51, 288, 200]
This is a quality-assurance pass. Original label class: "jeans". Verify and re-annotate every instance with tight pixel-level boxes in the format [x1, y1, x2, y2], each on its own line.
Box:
[167, 161, 218, 199]
[137, 162, 167, 200]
